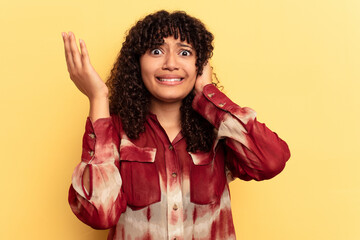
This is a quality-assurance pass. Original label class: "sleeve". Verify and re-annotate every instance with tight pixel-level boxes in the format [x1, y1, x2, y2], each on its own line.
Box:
[68, 115, 127, 229]
[192, 84, 291, 181]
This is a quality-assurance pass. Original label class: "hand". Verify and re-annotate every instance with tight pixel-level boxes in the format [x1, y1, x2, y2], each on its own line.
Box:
[195, 61, 213, 94]
[62, 32, 108, 101]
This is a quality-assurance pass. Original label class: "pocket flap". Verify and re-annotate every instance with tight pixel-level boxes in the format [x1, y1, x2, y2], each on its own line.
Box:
[189, 151, 214, 165]
[120, 139, 156, 163]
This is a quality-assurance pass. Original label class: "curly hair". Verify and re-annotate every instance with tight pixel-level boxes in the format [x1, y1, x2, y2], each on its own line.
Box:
[106, 10, 217, 152]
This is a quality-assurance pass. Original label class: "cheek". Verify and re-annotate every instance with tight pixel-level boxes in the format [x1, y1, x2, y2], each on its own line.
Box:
[140, 65, 153, 86]
[140, 56, 152, 75]
[185, 77, 196, 95]
[189, 62, 198, 78]
[188, 68, 198, 85]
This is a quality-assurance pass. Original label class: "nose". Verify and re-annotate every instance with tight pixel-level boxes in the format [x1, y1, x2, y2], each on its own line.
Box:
[162, 52, 179, 71]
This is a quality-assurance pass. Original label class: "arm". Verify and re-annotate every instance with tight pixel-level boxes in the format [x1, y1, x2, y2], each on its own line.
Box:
[81, 97, 110, 192]
[193, 84, 290, 181]
[62, 32, 126, 228]
[68, 116, 127, 229]
[194, 64, 290, 181]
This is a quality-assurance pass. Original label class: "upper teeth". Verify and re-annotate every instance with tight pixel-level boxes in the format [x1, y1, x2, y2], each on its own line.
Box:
[159, 78, 182, 82]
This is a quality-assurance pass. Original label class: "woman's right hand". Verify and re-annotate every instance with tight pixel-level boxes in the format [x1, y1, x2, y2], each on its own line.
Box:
[62, 32, 108, 101]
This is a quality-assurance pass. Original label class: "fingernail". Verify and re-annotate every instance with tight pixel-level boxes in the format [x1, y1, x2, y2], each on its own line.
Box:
[79, 39, 83, 44]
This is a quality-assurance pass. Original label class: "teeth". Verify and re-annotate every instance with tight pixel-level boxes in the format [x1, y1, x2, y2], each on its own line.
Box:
[158, 78, 182, 82]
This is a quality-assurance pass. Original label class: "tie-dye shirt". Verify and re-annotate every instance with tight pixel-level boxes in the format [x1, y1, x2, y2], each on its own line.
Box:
[68, 84, 291, 240]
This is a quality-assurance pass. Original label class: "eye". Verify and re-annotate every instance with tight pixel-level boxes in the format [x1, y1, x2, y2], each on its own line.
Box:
[150, 48, 162, 55]
[180, 50, 192, 56]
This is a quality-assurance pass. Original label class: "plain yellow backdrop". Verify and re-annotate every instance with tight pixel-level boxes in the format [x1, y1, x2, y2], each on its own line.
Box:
[1, 0, 359, 239]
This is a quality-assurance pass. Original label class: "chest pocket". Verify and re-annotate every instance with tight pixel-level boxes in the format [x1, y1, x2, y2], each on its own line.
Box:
[189, 147, 227, 205]
[119, 139, 161, 209]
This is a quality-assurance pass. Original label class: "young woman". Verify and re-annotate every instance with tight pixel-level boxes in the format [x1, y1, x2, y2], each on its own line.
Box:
[63, 10, 290, 240]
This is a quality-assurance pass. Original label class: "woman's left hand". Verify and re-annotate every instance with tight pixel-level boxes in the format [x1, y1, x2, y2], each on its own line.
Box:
[195, 61, 213, 94]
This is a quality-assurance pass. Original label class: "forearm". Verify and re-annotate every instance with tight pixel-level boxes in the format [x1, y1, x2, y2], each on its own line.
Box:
[83, 96, 110, 193]
[223, 117, 290, 180]
[69, 116, 126, 229]
[192, 84, 290, 180]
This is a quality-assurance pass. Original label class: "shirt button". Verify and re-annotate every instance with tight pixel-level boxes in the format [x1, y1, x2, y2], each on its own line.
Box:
[88, 133, 95, 139]
[173, 204, 178, 211]
[218, 103, 226, 107]
[207, 93, 215, 98]
[168, 145, 174, 150]
[171, 172, 177, 178]
[89, 151, 94, 157]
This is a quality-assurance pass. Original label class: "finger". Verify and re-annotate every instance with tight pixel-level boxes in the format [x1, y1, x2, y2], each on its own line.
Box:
[79, 39, 91, 66]
[62, 32, 75, 71]
[68, 32, 83, 69]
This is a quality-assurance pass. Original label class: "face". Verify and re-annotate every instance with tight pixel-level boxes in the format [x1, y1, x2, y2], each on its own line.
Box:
[140, 36, 197, 105]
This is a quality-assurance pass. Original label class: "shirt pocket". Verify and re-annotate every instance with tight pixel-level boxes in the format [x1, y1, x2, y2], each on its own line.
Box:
[189, 149, 227, 205]
[119, 139, 161, 209]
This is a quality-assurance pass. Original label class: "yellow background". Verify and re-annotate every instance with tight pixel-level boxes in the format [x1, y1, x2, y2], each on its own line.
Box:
[1, 0, 359, 239]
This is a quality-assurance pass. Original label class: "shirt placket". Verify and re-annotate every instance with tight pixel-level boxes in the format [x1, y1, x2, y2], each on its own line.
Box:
[147, 116, 185, 240]
[165, 142, 184, 240]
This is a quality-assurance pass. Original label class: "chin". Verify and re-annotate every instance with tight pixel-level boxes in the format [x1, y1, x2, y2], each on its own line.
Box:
[151, 92, 190, 104]
[158, 95, 185, 103]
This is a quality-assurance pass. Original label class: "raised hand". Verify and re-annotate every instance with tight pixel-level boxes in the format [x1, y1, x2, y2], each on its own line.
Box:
[62, 32, 108, 101]
[62, 32, 110, 121]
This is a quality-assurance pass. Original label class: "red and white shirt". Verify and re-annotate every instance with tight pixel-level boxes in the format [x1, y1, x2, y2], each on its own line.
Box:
[68, 84, 291, 240]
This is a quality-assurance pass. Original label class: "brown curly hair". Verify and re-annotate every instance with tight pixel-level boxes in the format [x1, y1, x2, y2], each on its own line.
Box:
[106, 10, 217, 152]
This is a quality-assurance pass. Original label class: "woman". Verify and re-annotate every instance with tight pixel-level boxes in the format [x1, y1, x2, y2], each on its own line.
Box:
[63, 10, 290, 240]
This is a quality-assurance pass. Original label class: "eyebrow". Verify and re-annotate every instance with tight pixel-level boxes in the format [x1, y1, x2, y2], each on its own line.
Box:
[177, 43, 193, 49]
[157, 42, 193, 49]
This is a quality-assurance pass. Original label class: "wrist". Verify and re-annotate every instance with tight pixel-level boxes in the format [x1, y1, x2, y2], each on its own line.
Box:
[88, 84, 109, 101]
[195, 82, 212, 94]
[89, 93, 109, 103]
[89, 97, 110, 122]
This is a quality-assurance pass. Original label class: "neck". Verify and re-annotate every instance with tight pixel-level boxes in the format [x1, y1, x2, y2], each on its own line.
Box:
[150, 98, 182, 142]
